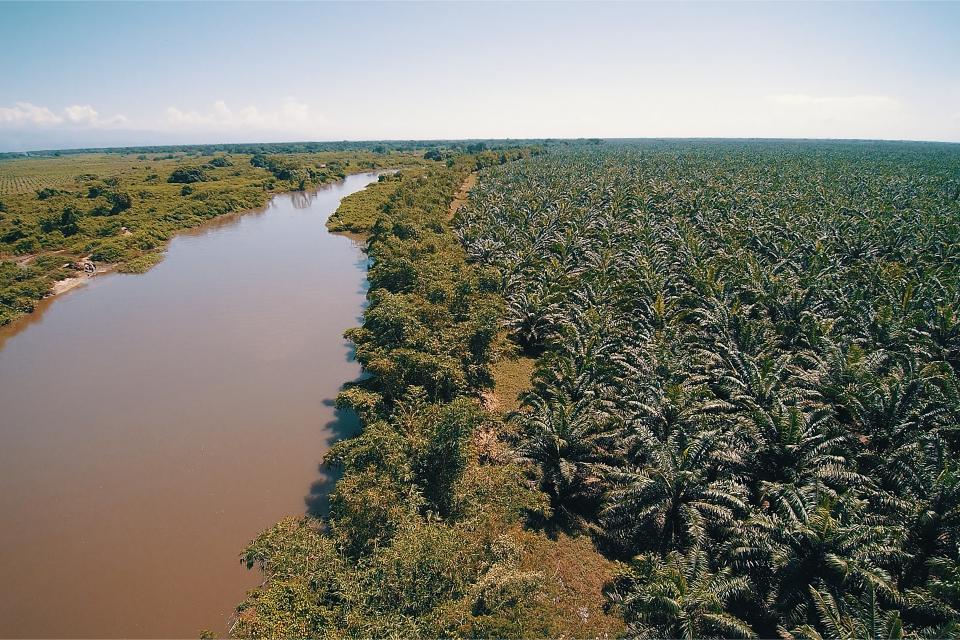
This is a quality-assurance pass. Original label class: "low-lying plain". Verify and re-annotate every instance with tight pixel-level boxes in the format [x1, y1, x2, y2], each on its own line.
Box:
[4, 139, 960, 639]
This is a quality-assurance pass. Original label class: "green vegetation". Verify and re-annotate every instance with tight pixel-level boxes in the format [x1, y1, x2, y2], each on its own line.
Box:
[12, 137, 955, 638]
[240, 139, 960, 639]
[0, 149, 426, 325]
[167, 166, 210, 184]
[0, 139, 558, 162]
[234, 146, 621, 638]
[326, 171, 405, 234]
[455, 141, 960, 638]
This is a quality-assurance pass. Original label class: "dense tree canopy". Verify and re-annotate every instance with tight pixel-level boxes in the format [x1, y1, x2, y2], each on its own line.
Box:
[230, 140, 960, 638]
[235, 147, 621, 638]
[455, 141, 960, 638]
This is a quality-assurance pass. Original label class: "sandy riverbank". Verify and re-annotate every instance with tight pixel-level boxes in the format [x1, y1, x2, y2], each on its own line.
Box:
[50, 263, 116, 296]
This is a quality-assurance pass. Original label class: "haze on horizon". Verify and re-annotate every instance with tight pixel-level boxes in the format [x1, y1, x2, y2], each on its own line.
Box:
[1, 0, 958, 152]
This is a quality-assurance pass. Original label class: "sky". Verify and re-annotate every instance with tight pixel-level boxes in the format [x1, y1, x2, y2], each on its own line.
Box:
[0, 1, 958, 151]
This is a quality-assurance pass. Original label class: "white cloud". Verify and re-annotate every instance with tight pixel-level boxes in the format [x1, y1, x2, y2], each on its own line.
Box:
[65, 105, 128, 128]
[165, 98, 325, 133]
[65, 104, 98, 124]
[0, 102, 63, 126]
[0, 102, 127, 129]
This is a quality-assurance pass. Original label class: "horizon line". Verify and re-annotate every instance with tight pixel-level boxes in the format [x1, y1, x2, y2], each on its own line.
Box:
[3, 135, 959, 156]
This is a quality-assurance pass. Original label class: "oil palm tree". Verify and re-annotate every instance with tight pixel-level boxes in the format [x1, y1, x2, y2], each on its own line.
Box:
[782, 584, 905, 640]
[602, 424, 748, 554]
[728, 494, 906, 630]
[516, 390, 615, 520]
[610, 548, 756, 639]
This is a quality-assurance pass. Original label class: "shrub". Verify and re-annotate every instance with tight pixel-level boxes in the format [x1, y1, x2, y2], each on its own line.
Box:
[40, 205, 81, 236]
[167, 167, 209, 184]
[13, 237, 36, 254]
[36, 187, 64, 200]
[107, 191, 132, 214]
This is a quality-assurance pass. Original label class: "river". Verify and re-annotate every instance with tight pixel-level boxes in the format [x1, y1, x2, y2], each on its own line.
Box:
[0, 172, 380, 638]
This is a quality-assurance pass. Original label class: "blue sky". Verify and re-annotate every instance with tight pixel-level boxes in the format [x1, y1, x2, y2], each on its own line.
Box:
[0, 1, 958, 151]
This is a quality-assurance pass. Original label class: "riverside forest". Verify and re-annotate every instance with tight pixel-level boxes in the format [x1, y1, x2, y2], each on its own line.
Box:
[234, 139, 960, 638]
[2, 139, 960, 639]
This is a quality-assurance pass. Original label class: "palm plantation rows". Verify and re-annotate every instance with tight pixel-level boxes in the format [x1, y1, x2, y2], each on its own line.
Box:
[238, 141, 960, 639]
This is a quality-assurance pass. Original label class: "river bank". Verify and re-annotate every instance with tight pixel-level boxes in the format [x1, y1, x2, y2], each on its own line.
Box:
[0, 172, 384, 637]
[0, 167, 407, 339]
[0, 151, 426, 327]
[230, 148, 621, 639]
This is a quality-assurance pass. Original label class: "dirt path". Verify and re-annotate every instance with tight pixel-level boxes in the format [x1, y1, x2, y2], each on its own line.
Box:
[447, 172, 478, 221]
[10, 248, 69, 267]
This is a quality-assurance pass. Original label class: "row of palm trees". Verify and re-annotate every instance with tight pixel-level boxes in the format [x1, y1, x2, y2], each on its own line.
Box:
[455, 142, 960, 638]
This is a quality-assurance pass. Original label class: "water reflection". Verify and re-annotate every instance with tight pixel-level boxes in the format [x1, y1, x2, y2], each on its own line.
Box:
[290, 189, 314, 209]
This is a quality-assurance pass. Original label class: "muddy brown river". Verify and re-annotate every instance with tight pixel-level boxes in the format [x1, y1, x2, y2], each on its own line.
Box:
[0, 173, 380, 638]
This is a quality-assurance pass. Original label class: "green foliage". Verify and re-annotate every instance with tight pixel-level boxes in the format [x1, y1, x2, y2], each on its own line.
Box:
[0, 148, 425, 325]
[0, 256, 68, 325]
[233, 140, 960, 638]
[117, 252, 163, 274]
[326, 171, 404, 234]
[456, 140, 960, 638]
[40, 204, 81, 236]
[167, 166, 209, 184]
[610, 548, 755, 638]
[106, 190, 132, 213]
[235, 148, 608, 638]
[35, 187, 65, 200]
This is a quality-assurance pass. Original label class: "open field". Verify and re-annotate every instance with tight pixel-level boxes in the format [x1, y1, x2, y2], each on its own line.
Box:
[0, 154, 156, 195]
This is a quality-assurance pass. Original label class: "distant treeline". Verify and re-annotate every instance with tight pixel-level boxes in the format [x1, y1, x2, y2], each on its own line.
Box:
[5, 138, 958, 162]
[0, 139, 558, 160]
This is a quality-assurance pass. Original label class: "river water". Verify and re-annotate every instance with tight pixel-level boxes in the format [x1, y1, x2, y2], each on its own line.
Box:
[0, 173, 379, 638]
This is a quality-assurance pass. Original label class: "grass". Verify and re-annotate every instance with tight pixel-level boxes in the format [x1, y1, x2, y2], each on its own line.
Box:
[488, 355, 537, 414]
[325, 170, 408, 234]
